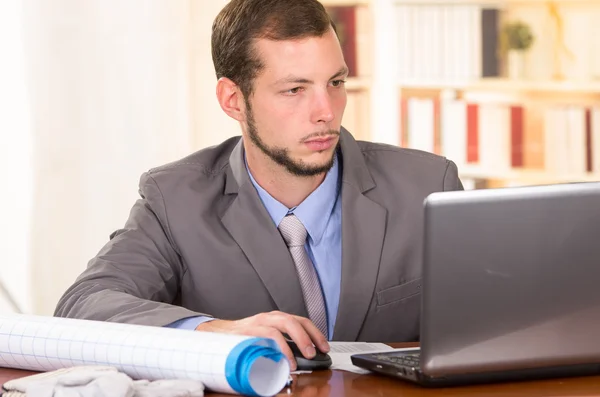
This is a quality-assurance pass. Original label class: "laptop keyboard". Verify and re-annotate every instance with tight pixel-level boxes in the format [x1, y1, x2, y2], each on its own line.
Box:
[373, 353, 421, 368]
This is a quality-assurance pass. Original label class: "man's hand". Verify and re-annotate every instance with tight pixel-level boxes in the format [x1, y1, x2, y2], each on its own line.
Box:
[195, 311, 330, 370]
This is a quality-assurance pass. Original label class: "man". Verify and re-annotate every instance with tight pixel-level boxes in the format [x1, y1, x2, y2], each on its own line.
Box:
[55, 0, 463, 370]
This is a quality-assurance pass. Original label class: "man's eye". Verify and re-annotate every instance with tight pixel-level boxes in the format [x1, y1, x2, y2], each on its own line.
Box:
[286, 87, 302, 94]
[331, 80, 346, 87]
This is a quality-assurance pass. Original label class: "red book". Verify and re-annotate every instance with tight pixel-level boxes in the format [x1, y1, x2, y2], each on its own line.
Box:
[328, 7, 357, 77]
[510, 106, 524, 168]
[466, 104, 479, 163]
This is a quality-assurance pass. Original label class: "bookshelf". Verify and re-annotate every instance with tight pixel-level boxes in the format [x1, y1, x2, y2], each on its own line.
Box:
[322, 0, 600, 188]
[389, 0, 600, 188]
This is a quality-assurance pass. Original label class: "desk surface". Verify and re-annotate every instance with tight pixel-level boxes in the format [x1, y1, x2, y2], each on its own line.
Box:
[2, 343, 600, 396]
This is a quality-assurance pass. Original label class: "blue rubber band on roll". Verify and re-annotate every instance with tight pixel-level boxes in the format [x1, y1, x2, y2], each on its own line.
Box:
[225, 338, 286, 396]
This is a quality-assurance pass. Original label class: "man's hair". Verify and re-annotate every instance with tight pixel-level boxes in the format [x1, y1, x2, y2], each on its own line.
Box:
[211, 0, 336, 100]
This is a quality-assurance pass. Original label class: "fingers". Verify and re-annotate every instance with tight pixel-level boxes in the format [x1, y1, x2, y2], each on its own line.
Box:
[195, 318, 298, 370]
[256, 312, 330, 359]
[260, 313, 317, 359]
[195, 311, 328, 371]
[292, 315, 330, 353]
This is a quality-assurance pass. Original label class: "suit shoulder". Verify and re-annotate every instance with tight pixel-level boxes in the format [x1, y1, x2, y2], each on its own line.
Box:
[356, 140, 451, 168]
[146, 136, 241, 179]
[354, 140, 460, 191]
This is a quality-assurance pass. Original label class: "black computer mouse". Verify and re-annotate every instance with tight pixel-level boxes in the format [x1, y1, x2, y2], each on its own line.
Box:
[286, 340, 332, 371]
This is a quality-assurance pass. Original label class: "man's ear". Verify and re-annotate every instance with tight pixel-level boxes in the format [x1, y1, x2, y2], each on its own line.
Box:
[216, 77, 246, 122]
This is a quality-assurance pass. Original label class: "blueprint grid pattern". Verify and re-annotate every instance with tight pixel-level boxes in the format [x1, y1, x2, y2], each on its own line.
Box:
[0, 314, 261, 394]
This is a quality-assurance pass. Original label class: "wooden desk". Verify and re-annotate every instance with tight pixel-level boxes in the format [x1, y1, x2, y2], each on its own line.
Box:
[2, 343, 600, 396]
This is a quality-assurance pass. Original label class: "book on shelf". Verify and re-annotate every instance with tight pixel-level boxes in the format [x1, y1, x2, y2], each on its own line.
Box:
[326, 5, 371, 78]
[478, 103, 512, 172]
[466, 103, 479, 164]
[328, 6, 357, 76]
[481, 8, 500, 78]
[510, 106, 524, 167]
[544, 106, 595, 176]
[441, 94, 467, 166]
[405, 97, 436, 154]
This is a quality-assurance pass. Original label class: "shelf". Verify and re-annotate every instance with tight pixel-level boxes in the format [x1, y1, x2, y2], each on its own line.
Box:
[458, 164, 600, 185]
[399, 78, 600, 95]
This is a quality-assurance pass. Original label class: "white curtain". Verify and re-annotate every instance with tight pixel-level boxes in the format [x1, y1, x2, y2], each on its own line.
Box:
[0, 0, 238, 315]
[0, 0, 34, 314]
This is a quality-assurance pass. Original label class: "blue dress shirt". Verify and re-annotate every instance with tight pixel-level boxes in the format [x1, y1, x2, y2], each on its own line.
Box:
[168, 155, 343, 339]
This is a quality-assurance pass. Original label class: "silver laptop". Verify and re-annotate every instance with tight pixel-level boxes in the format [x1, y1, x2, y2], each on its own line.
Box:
[352, 182, 600, 386]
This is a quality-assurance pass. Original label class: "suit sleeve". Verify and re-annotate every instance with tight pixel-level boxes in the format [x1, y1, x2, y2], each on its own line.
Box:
[443, 159, 464, 192]
[54, 172, 208, 327]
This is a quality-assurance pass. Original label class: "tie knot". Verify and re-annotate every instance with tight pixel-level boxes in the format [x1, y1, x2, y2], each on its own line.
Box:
[278, 214, 308, 247]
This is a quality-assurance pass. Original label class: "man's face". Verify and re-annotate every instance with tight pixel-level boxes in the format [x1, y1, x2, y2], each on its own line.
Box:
[244, 28, 348, 177]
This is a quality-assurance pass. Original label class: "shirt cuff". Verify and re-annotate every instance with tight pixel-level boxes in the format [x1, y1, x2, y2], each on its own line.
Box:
[165, 316, 215, 331]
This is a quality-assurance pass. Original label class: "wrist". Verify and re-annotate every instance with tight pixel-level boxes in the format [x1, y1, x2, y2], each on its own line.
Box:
[195, 318, 227, 331]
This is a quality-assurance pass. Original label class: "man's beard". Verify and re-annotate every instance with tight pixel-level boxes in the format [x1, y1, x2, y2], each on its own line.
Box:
[244, 99, 339, 177]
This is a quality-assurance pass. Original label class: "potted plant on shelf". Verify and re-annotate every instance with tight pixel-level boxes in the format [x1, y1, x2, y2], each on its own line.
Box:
[501, 20, 535, 79]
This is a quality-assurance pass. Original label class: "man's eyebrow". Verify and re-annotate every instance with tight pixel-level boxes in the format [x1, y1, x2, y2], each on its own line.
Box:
[274, 76, 314, 86]
[273, 66, 349, 86]
[330, 66, 349, 80]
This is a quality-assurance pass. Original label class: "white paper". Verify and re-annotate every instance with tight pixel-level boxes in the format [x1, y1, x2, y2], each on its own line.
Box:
[0, 314, 289, 396]
[328, 342, 419, 374]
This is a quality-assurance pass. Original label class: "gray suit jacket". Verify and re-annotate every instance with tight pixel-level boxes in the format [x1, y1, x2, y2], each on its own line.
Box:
[55, 129, 463, 342]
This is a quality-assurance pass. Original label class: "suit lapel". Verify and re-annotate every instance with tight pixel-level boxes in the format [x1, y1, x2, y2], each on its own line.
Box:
[333, 130, 387, 341]
[221, 140, 307, 317]
[221, 132, 386, 337]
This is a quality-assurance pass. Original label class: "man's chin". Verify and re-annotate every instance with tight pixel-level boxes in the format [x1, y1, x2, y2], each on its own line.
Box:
[285, 154, 336, 177]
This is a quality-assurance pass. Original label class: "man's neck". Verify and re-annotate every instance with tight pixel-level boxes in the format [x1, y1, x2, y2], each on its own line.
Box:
[245, 149, 326, 209]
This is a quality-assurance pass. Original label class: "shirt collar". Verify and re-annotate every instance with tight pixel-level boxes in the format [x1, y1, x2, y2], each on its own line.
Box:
[245, 154, 340, 244]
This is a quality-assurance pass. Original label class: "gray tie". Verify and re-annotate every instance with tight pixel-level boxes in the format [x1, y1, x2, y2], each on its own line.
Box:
[278, 214, 329, 338]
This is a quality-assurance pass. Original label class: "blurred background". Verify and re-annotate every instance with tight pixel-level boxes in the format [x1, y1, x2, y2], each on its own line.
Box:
[1, 0, 598, 316]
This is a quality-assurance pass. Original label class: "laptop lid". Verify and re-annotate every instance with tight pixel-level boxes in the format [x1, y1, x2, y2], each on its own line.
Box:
[420, 182, 600, 378]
